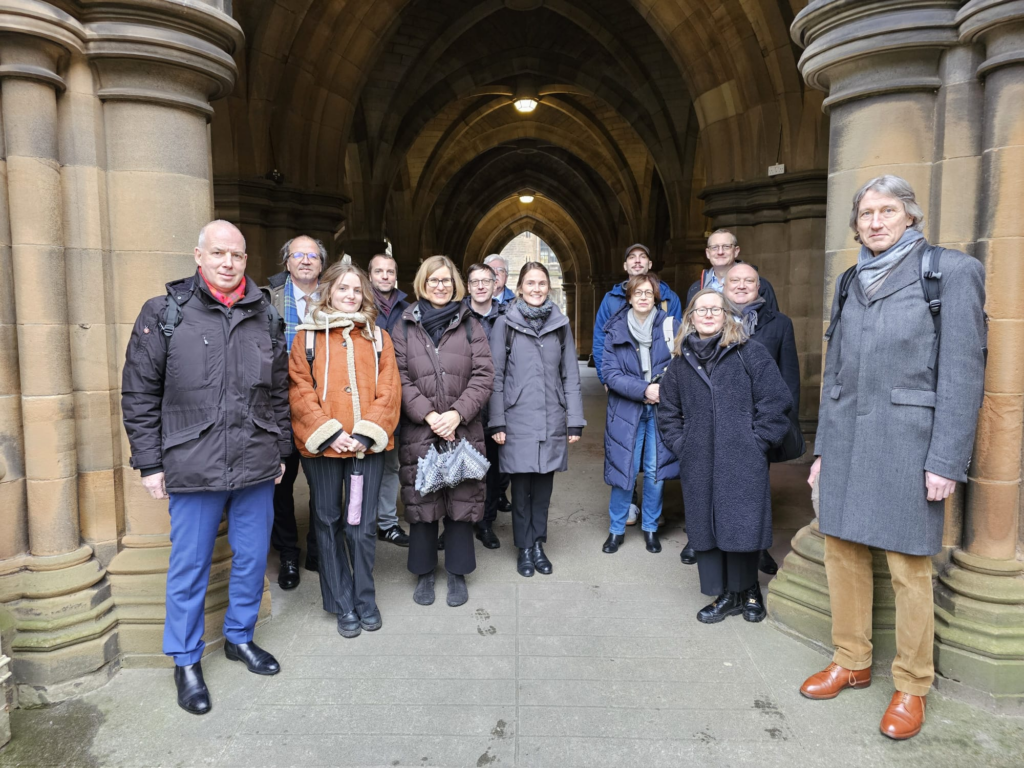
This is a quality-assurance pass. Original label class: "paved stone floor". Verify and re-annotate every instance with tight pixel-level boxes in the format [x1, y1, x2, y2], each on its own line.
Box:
[4, 366, 1024, 767]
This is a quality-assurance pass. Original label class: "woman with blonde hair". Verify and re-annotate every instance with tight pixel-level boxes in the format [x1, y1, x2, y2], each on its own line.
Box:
[289, 259, 402, 639]
[392, 255, 494, 607]
[657, 288, 791, 624]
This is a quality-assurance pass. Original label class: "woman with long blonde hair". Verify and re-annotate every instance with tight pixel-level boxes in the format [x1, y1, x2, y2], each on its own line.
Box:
[657, 288, 792, 625]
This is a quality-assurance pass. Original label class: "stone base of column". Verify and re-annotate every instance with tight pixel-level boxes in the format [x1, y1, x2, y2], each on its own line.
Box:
[0, 547, 119, 706]
[107, 532, 271, 669]
[767, 521, 900, 666]
[934, 550, 1024, 714]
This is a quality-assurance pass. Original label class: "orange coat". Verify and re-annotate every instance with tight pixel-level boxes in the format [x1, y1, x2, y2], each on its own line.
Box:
[289, 319, 401, 459]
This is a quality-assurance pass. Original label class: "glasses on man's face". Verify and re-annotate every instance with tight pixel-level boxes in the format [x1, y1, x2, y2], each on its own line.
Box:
[707, 244, 736, 253]
[493, 267, 508, 275]
[289, 252, 319, 261]
[632, 290, 655, 299]
[468, 278, 495, 288]
[426, 278, 454, 288]
[691, 306, 724, 317]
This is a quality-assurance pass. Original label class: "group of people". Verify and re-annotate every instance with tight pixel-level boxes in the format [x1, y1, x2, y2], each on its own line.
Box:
[121, 174, 988, 743]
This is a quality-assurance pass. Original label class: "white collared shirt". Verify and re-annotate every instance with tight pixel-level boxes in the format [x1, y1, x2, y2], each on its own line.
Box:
[291, 280, 318, 321]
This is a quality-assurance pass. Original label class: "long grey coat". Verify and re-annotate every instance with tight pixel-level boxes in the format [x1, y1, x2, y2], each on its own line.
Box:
[488, 303, 586, 474]
[816, 244, 986, 555]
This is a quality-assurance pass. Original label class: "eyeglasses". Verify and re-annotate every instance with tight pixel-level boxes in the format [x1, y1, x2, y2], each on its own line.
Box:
[493, 267, 508, 274]
[632, 290, 655, 299]
[468, 278, 495, 288]
[691, 306, 724, 317]
[289, 252, 320, 261]
[707, 244, 737, 253]
[426, 278, 454, 288]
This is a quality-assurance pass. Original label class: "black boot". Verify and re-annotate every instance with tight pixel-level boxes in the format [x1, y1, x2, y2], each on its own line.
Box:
[758, 550, 779, 575]
[680, 541, 697, 565]
[277, 555, 300, 590]
[475, 523, 500, 549]
[696, 592, 744, 624]
[644, 530, 662, 553]
[517, 547, 535, 577]
[742, 583, 767, 623]
[532, 542, 552, 575]
[602, 533, 625, 554]
[224, 641, 280, 675]
[174, 662, 211, 715]
[337, 611, 361, 638]
[497, 496, 512, 512]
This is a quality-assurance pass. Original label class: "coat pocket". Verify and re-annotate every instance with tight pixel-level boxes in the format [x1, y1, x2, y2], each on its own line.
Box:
[163, 416, 216, 450]
[830, 384, 842, 399]
[891, 388, 936, 408]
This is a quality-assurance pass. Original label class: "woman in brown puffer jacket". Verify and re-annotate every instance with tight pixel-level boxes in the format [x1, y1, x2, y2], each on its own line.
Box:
[391, 255, 494, 608]
[290, 260, 401, 639]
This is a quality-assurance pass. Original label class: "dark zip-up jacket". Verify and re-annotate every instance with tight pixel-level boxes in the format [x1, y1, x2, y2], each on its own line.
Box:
[121, 272, 292, 493]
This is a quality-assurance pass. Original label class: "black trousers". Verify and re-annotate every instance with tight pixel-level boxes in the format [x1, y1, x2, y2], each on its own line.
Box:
[510, 472, 554, 549]
[271, 449, 319, 562]
[302, 453, 385, 617]
[408, 519, 476, 576]
[695, 548, 759, 597]
[482, 436, 510, 525]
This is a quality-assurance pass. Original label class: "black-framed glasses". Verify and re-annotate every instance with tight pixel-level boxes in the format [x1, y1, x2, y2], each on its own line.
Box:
[426, 277, 454, 288]
[691, 306, 724, 317]
[468, 278, 495, 288]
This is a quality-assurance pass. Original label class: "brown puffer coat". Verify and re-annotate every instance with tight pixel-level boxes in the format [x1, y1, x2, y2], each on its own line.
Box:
[392, 302, 495, 524]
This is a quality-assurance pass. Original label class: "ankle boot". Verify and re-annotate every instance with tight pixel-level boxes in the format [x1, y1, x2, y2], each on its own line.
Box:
[517, 547, 535, 577]
[696, 592, 744, 624]
[532, 542, 552, 574]
[174, 662, 211, 715]
[742, 582, 767, 622]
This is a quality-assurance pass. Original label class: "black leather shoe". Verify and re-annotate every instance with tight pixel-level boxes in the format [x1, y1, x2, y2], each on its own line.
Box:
[680, 542, 697, 565]
[174, 662, 211, 715]
[696, 592, 744, 624]
[517, 547, 535, 577]
[644, 530, 662, 553]
[742, 583, 767, 623]
[437, 530, 445, 551]
[378, 525, 410, 547]
[337, 611, 362, 638]
[475, 523, 500, 549]
[304, 554, 319, 573]
[497, 496, 512, 513]
[602, 533, 625, 554]
[359, 610, 382, 631]
[224, 641, 280, 675]
[532, 542, 552, 575]
[278, 557, 300, 590]
[759, 550, 779, 575]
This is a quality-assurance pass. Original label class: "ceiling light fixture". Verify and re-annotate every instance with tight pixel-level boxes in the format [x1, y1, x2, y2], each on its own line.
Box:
[519, 189, 536, 204]
[513, 97, 538, 113]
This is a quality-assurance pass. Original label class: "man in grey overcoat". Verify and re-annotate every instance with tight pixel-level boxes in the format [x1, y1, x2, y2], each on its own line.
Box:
[800, 176, 986, 741]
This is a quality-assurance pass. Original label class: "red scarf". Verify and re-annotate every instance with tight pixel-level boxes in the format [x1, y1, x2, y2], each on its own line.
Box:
[199, 269, 247, 308]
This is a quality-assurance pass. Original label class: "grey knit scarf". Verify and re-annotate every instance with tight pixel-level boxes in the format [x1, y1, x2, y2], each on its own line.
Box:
[515, 297, 554, 333]
[857, 229, 925, 298]
[627, 308, 656, 382]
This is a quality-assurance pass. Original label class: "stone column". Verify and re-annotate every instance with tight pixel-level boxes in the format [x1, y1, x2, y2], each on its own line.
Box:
[768, 0, 963, 660]
[934, 0, 1024, 711]
[93, 6, 246, 667]
[0, 20, 116, 704]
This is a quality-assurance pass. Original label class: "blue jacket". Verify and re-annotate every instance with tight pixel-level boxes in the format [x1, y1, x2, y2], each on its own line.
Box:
[601, 308, 681, 490]
[494, 286, 515, 305]
[374, 288, 410, 336]
[593, 280, 682, 383]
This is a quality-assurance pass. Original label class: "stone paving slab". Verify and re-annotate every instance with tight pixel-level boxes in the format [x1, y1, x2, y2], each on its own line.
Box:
[3, 367, 1024, 767]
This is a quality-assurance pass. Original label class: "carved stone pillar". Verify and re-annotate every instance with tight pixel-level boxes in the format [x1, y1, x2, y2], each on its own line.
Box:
[933, 0, 1024, 712]
[769, 0, 964, 664]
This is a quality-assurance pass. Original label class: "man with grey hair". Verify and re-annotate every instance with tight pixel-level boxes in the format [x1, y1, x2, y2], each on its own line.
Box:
[264, 235, 326, 587]
[484, 254, 515, 304]
[123, 219, 290, 713]
[800, 175, 986, 740]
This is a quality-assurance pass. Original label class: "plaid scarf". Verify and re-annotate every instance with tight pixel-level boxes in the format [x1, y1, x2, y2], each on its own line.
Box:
[282, 275, 301, 349]
[199, 268, 246, 307]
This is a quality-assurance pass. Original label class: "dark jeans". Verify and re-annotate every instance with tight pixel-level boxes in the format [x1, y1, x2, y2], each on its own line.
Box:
[408, 519, 476, 576]
[510, 472, 555, 549]
[695, 548, 759, 597]
[483, 436, 510, 525]
[271, 449, 319, 563]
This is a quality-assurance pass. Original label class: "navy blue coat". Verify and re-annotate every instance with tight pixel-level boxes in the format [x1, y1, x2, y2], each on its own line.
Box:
[375, 288, 410, 336]
[657, 338, 792, 552]
[601, 308, 681, 490]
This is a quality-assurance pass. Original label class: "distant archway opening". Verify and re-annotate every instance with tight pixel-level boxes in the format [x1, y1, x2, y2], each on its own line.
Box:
[498, 232, 567, 316]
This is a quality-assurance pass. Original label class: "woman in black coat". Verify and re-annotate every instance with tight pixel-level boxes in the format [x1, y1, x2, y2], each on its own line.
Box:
[657, 288, 792, 624]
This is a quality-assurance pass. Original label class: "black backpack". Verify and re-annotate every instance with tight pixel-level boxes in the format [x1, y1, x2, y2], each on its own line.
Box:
[159, 281, 283, 349]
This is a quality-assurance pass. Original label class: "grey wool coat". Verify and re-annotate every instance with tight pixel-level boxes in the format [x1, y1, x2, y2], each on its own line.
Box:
[488, 303, 586, 474]
[816, 243, 986, 556]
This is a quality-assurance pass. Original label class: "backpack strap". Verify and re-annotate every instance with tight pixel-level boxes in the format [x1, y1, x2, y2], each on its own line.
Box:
[823, 265, 858, 341]
[662, 315, 675, 356]
[921, 245, 944, 370]
[159, 279, 196, 347]
[304, 328, 318, 391]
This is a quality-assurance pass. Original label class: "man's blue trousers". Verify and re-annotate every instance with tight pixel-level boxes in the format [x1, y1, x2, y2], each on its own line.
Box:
[163, 480, 274, 666]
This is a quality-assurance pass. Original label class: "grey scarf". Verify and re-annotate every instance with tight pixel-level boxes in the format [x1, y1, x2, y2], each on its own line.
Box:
[738, 296, 766, 336]
[857, 229, 925, 298]
[515, 297, 554, 333]
[627, 309, 656, 382]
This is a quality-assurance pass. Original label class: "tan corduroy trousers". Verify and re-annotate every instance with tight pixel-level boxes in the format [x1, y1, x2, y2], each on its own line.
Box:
[823, 534, 935, 697]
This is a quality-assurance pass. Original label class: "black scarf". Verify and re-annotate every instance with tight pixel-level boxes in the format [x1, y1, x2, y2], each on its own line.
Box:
[418, 299, 460, 346]
[686, 332, 728, 374]
[515, 297, 554, 333]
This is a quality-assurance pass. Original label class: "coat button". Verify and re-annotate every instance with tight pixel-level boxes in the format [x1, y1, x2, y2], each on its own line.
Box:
[345, 386, 351, 393]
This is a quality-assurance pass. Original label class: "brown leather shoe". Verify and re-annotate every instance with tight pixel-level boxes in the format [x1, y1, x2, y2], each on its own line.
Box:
[799, 662, 872, 700]
[880, 691, 925, 740]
